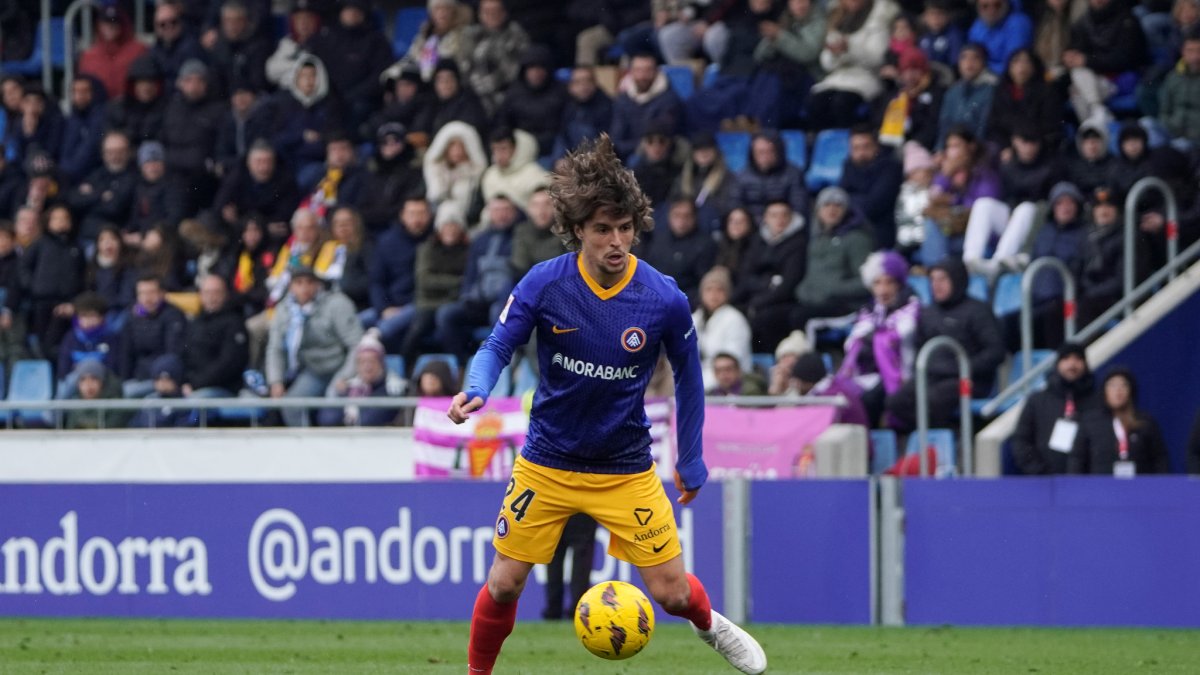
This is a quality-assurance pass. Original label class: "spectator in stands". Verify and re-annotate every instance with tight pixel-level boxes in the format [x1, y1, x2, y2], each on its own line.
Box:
[918, 0, 963, 69]
[267, 0, 328, 87]
[611, 53, 685, 160]
[496, 45, 569, 158]
[162, 59, 225, 221]
[21, 205, 85, 362]
[2, 75, 24, 145]
[66, 130, 137, 247]
[322, 207, 371, 310]
[206, 0, 271, 97]
[434, 196, 516, 361]
[401, 202, 469, 365]
[14, 150, 63, 218]
[707, 352, 766, 396]
[0, 224, 24, 368]
[130, 224, 186, 292]
[409, 357, 458, 396]
[920, 126, 1001, 265]
[0, 153, 25, 217]
[273, 55, 344, 189]
[461, 0, 531, 114]
[428, 61, 489, 141]
[423, 121, 488, 217]
[753, 0, 828, 86]
[793, 186, 875, 327]
[671, 131, 737, 232]
[128, 142, 169, 244]
[179, 217, 236, 288]
[87, 226, 136, 327]
[734, 200, 808, 352]
[1167, 0, 1200, 71]
[365, 197, 432, 349]
[895, 141, 934, 258]
[231, 215, 275, 319]
[736, 130, 808, 221]
[1078, 186, 1124, 326]
[481, 128, 547, 213]
[1021, 182, 1088, 348]
[196, 0, 274, 50]
[360, 122, 425, 234]
[150, 1, 207, 86]
[106, 56, 167, 145]
[936, 43, 996, 149]
[716, 207, 755, 283]
[693, 267, 752, 392]
[369, 64, 435, 142]
[117, 275, 187, 398]
[510, 187, 563, 280]
[806, 0, 900, 130]
[1033, 0, 1074, 77]
[266, 264, 364, 427]
[1063, 0, 1147, 124]
[13, 205, 41, 254]
[79, 5, 149, 101]
[552, 66, 613, 161]
[320, 0, 393, 136]
[301, 133, 366, 217]
[57, 292, 117, 385]
[65, 359, 131, 430]
[1071, 368, 1170, 474]
[59, 76, 108, 185]
[967, 0, 1033, 74]
[1159, 31, 1200, 146]
[317, 330, 405, 427]
[1012, 341, 1099, 474]
[214, 141, 300, 232]
[400, 0, 470, 81]
[987, 49, 1064, 150]
[1065, 118, 1113, 196]
[644, 199, 717, 307]
[840, 125, 903, 248]
[215, 80, 274, 177]
[767, 329, 813, 395]
[632, 124, 682, 208]
[962, 124, 1058, 277]
[571, 0, 651, 66]
[14, 86, 64, 165]
[839, 251, 919, 423]
[182, 275, 248, 398]
[877, 47, 943, 152]
[884, 257, 1004, 431]
[789, 351, 870, 427]
[264, 209, 337, 310]
[129, 354, 197, 428]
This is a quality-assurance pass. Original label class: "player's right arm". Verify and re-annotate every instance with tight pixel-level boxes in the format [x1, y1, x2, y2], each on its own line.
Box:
[447, 274, 541, 424]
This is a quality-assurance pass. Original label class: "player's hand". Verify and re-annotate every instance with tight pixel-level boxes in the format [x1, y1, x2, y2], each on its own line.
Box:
[674, 471, 700, 505]
[447, 392, 484, 424]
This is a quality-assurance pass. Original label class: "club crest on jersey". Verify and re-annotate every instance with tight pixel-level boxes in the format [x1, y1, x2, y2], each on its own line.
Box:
[621, 327, 647, 352]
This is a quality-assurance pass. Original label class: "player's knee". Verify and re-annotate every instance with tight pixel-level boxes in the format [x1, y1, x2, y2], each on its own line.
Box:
[647, 577, 690, 613]
[487, 568, 528, 603]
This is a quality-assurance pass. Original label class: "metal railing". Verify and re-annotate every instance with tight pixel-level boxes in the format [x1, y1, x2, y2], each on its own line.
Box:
[1124, 177, 1179, 317]
[40, 0, 53, 92]
[62, 0, 99, 114]
[1019, 257, 1076, 378]
[914, 335, 973, 477]
[981, 234, 1200, 417]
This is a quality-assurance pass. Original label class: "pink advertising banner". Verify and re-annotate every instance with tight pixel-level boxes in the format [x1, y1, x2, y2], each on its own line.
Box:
[703, 405, 838, 479]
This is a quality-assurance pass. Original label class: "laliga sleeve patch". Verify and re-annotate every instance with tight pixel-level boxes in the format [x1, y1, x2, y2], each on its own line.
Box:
[499, 294, 515, 324]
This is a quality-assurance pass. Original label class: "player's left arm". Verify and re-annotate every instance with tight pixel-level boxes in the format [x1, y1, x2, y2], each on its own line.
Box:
[662, 287, 708, 502]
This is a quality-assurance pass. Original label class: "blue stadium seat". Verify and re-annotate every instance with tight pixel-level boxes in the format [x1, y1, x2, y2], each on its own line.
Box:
[750, 353, 774, 375]
[663, 64, 694, 99]
[385, 355, 406, 380]
[702, 62, 719, 88]
[805, 128, 850, 192]
[717, 131, 751, 173]
[2, 18, 67, 76]
[992, 273, 1023, 317]
[822, 352, 835, 374]
[967, 274, 990, 303]
[780, 130, 807, 170]
[472, 326, 493, 345]
[9, 359, 53, 427]
[392, 7, 428, 58]
[513, 358, 537, 395]
[904, 428, 957, 477]
[908, 274, 932, 305]
[869, 429, 898, 474]
[555, 67, 571, 82]
[413, 353, 460, 383]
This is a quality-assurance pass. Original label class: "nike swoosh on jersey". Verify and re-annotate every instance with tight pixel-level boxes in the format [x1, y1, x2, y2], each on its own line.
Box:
[652, 539, 672, 554]
[551, 325, 579, 334]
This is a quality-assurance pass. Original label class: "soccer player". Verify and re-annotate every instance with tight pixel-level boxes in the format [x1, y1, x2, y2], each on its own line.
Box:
[448, 135, 768, 675]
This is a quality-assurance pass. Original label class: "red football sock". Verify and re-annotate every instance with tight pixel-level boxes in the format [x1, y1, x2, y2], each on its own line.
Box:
[665, 573, 712, 631]
[468, 584, 518, 674]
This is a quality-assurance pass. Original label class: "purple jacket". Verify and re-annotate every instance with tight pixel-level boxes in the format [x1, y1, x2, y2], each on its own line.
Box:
[840, 295, 920, 395]
[932, 166, 1002, 209]
[813, 375, 870, 428]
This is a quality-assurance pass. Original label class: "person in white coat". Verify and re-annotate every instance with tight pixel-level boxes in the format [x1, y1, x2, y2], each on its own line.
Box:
[422, 120, 488, 218]
[807, 0, 900, 130]
[693, 267, 753, 391]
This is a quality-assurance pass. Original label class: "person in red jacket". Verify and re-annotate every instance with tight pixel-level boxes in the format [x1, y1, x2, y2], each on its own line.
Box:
[78, 6, 149, 101]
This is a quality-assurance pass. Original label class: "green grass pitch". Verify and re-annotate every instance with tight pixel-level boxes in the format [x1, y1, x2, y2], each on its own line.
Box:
[0, 618, 1197, 674]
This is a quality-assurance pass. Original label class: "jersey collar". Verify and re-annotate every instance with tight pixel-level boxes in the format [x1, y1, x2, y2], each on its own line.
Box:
[577, 254, 638, 300]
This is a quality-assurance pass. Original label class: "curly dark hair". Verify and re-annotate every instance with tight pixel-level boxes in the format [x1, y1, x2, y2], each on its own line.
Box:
[548, 134, 653, 252]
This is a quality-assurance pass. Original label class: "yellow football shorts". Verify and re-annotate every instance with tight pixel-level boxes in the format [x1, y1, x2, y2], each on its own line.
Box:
[492, 456, 682, 567]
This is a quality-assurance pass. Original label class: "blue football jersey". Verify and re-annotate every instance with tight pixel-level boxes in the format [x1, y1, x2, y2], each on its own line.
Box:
[463, 253, 707, 490]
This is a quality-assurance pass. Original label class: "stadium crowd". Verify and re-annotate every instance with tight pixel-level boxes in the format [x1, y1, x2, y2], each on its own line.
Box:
[1, 0, 1200, 471]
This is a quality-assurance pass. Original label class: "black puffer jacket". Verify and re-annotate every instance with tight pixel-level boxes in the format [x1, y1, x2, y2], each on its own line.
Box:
[183, 304, 248, 392]
[19, 231, 85, 303]
[495, 45, 568, 156]
[1067, 0, 1148, 74]
[733, 214, 808, 312]
[117, 302, 187, 381]
[916, 258, 1005, 391]
[1070, 408, 1169, 474]
[1012, 369, 1101, 475]
[161, 91, 225, 175]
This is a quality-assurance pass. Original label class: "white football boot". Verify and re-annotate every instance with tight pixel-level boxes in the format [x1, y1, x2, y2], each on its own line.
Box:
[693, 609, 768, 674]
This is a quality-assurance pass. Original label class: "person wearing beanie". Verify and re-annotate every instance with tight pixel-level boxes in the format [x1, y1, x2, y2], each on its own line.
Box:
[840, 124, 903, 248]
[1071, 368, 1169, 475]
[840, 250, 920, 424]
[767, 329, 813, 396]
[1012, 341, 1100, 475]
[65, 358, 131, 430]
[127, 352, 193, 428]
[161, 53, 224, 220]
[316, 328, 405, 427]
[884, 257, 1005, 432]
[792, 186, 875, 329]
[936, 43, 996, 150]
[894, 141, 935, 255]
[399, 197, 469, 366]
[129, 140, 170, 237]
